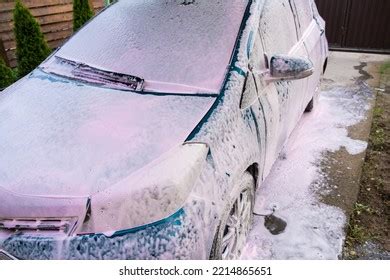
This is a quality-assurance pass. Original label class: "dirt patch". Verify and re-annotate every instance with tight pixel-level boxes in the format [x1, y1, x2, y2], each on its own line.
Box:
[343, 63, 390, 260]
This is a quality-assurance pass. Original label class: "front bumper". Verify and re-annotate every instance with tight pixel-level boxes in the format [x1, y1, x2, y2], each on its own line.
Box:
[0, 208, 205, 260]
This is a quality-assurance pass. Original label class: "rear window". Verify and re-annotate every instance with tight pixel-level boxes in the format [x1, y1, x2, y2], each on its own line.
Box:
[42, 0, 249, 94]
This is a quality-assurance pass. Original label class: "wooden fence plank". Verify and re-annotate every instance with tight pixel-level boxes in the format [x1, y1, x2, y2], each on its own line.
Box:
[0, 0, 105, 67]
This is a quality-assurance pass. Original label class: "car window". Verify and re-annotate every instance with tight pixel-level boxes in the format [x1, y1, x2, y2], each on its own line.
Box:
[293, 0, 314, 34]
[42, 0, 249, 94]
[258, 0, 299, 55]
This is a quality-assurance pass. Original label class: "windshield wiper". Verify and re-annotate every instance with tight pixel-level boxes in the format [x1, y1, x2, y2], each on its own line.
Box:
[52, 56, 145, 91]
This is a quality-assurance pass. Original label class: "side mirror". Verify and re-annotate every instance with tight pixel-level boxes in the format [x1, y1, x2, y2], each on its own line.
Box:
[266, 55, 314, 82]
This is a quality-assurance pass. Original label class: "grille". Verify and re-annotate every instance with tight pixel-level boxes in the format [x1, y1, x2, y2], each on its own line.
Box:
[0, 217, 78, 236]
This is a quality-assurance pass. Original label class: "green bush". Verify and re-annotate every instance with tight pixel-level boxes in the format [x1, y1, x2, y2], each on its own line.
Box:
[13, 0, 51, 78]
[0, 58, 16, 90]
[73, 0, 94, 31]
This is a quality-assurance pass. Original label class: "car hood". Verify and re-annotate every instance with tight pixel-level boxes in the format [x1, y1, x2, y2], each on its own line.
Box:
[0, 71, 216, 198]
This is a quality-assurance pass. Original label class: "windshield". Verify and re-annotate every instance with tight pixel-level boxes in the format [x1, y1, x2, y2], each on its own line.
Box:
[42, 0, 248, 94]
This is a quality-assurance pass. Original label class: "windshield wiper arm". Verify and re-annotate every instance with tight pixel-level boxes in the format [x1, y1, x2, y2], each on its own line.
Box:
[54, 56, 145, 91]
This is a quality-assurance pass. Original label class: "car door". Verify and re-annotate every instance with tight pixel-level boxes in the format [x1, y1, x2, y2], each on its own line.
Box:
[292, 0, 324, 109]
[255, 0, 308, 177]
[242, 31, 269, 181]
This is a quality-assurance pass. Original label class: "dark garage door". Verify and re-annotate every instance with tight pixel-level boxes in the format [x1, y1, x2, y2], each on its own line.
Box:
[315, 0, 390, 52]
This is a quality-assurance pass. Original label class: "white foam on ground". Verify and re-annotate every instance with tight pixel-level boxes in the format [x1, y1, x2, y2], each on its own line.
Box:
[242, 82, 372, 260]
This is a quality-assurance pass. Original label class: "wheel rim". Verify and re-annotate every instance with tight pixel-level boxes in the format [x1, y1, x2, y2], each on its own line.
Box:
[221, 188, 253, 260]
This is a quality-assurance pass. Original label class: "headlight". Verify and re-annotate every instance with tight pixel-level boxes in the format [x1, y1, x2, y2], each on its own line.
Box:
[79, 143, 209, 235]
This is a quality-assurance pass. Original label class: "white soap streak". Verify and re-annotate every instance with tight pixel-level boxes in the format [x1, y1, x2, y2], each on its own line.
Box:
[242, 82, 373, 260]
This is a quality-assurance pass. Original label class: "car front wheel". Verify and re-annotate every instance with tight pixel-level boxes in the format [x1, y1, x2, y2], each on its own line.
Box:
[210, 172, 255, 260]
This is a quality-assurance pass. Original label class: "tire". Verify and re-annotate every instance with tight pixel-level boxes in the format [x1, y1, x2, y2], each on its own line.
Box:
[210, 172, 255, 260]
[305, 87, 320, 113]
[305, 97, 314, 113]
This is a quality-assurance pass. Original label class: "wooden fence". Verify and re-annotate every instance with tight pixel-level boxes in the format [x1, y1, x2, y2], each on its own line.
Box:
[0, 0, 105, 67]
[315, 0, 390, 52]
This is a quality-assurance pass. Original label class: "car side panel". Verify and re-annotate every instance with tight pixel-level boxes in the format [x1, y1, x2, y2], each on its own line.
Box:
[256, 0, 308, 176]
[294, 0, 324, 108]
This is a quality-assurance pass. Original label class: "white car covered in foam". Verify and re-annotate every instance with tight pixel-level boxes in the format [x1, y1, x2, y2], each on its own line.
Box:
[0, 0, 328, 260]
